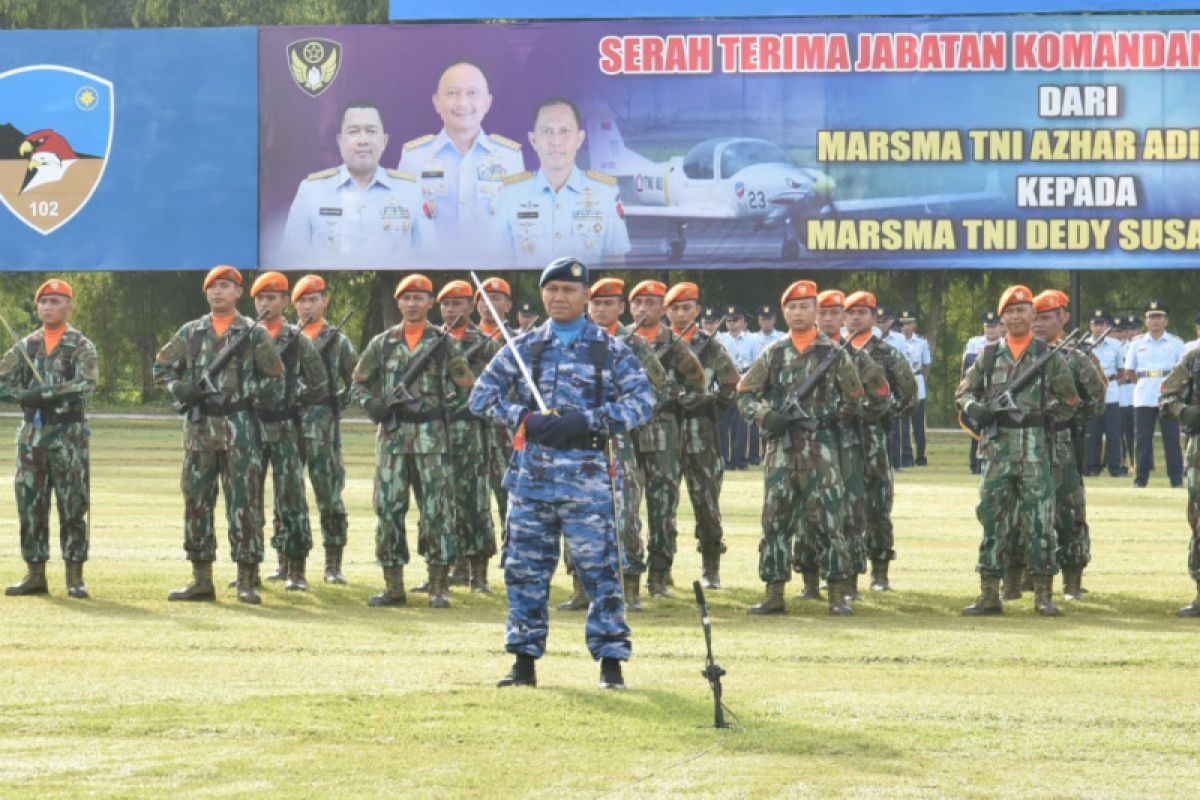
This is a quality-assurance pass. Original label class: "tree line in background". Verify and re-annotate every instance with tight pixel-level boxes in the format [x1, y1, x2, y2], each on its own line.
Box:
[5, 1, 1200, 423]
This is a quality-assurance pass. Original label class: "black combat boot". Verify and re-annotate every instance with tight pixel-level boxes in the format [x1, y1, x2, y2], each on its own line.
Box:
[323, 546, 346, 584]
[429, 564, 451, 609]
[869, 559, 892, 592]
[1001, 566, 1024, 601]
[557, 573, 589, 610]
[599, 657, 625, 690]
[367, 564, 406, 607]
[647, 568, 673, 598]
[265, 551, 288, 582]
[795, 569, 822, 601]
[286, 557, 308, 592]
[65, 561, 88, 599]
[236, 562, 262, 605]
[1061, 566, 1084, 601]
[470, 555, 491, 594]
[701, 551, 721, 590]
[623, 574, 642, 612]
[962, 575, 1003, 616]
[497, 653, 536, 687]
[1177, 581, 1200, 617]
[847, 574, 862, 601]
[449, 557, 470, 587]
[828, 580, 854, 616]
[6, 561, 48, 596]
[1033, 575, 1061, 617]
[167, 561, 215, 602]
[748, 582, 786, 615]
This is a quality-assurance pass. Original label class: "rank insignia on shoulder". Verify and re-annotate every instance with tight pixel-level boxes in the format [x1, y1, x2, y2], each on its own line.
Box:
[306, 167, 338, 181]
[490, 133, 522, 151]
[387, 169, 417, 182]
[586, 170, 617, 187]
[504, 171, 533, 185]
[404, 134, 435, 151]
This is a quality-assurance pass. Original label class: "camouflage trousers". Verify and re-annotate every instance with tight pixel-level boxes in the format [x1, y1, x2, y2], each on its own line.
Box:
[372, 439, 455, 568]
[1186, 450, 1200, 580]
[976, 458, 1057, 578]
[640, 447, 682, 573]
[1054, 455, 1090, 568]
[681, 446, 726, 559]
[260, 424, 313, 560]
[564, 437, 645, 577]
[863, 425, 896, 563]
[304, 433, 348, 548]
[760, 464, 850, 583]
[450, 420, 497, 559]
[486, 424, 511, 527]
[504, 493, 630, 660]
[181, 444, 265, 564]
[15, 434, 89, 563]
[833, 437, 867, 575]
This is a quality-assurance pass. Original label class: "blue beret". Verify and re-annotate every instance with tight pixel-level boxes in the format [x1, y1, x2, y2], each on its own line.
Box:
[539, 256, 589, 288]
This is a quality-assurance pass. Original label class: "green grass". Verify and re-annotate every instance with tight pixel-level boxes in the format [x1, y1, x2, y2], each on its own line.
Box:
[0, 418, 1197, 798]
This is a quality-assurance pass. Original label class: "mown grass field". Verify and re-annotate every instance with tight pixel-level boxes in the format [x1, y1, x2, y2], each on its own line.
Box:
[0, 417, 1197, 799]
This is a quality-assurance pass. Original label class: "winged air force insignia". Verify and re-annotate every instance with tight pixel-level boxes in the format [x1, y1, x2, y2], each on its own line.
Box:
[288, 39, 341, 98]
[0, 65, 113, 235]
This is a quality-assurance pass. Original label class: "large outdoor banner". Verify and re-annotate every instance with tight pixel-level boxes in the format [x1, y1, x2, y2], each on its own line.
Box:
[261, 17, 1200, 271]
[0, 28, 259, 270]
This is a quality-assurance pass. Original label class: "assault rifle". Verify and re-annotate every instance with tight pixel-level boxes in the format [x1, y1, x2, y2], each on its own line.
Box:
[986, 328, 1082, 426]
[1075, 325, 1111, 355]
[316, 309, 354, 360]
[766, 337, 850, 450]
[174, 309, 268, 423]
[380, 317, 461, 433]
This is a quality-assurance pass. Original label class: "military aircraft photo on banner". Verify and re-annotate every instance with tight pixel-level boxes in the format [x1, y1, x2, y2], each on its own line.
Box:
[585, 103, 1002, 264]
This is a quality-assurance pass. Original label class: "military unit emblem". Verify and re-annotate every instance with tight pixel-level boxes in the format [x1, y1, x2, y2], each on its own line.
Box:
[287, 38, 341, 97]
[0, 65, 113, 235]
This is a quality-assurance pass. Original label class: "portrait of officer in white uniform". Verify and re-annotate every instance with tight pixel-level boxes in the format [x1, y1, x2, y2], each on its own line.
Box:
[281, 98, 435, 268]
[489, 97, 630, 267]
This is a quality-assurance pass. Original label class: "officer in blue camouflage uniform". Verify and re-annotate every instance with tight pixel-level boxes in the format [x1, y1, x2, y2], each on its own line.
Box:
[489, 98, 629, 267]
[292, 275, 359, 584]
[0, 279, 98, 599]
[249, 272, 329, 592]
[156, 266, 285, 604]
[470, 257, 654, 690]
[281, 99, 436, 268]
[399, 60, 525, 262]
[1084, 308, 1124, 478]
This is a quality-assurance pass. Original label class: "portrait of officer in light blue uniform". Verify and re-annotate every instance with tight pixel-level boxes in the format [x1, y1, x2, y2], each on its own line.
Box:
[399, 60, 525, 262]
[281, 99, 435, 269]
[489, 97, 630, 267]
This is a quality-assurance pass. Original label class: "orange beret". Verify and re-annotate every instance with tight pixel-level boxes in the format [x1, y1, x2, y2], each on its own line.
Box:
[628, 280, 667, 301]
[475, 277, 511, 301]
[1034, 289, 1069, 313]
[394, 274, 434, 298]
[590, 277, 625, 299]
[203, 265, 243, 290]
[291, 274, 326, 303]
[35, 279, 73, 301]
[250, 271, 289, 298]
[998, 285, 1034, 314]
[817, 289, 845, 308]
[664, 282, 700, 307]
[781, 280, 818, 306]
[437, 280, 473, 303]
[844, 290, 876, 311]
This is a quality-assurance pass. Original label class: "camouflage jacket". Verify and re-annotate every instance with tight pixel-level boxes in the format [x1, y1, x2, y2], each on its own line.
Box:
[154, 313, 284, 451]
[613, 322, 669, 466]
[352, 323, 474, 454]
[860, 336, 919, 420]
[737, 332, 865, 471]
[631, 324, 706, 454]
[469, 320, 654, 502]
[300, 322, 359, 442]
[955, 338, 1080, 464]
[0, 325, 98, 448]
[1159, 348, 1200, 460]
[257, 322, 328, 442]
[678, 328, 740, 455]
[843, 336, 892, 428]
[448, 323, 502, 453]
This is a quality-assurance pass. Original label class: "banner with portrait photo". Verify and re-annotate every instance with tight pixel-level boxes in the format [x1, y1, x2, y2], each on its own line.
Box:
[260, 17, 1200, 271]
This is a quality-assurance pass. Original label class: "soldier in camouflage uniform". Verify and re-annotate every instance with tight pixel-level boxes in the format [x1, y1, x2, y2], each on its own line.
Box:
[553, 277, 671, 613]
[439, 279, 499, 593]
[352, 274, 475, 609]
[155, 265, 285, 604]
[475, 277, 517, 530]
[957, 285, 1081, 617]
[249, 273, 329, 592]
[664, 282, 739, 590]
[470, 257, 654, 690]
[739, 280, 865, 616]
[813, 290, 891, 601]
[1158, 342, 1200, 617]
[292, 275, 359, 584]
[628, 280, 706, 598]
[1030, 290, 1107, 602]
[844, 291, 918, 592]
[0, 279, 97, 599]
